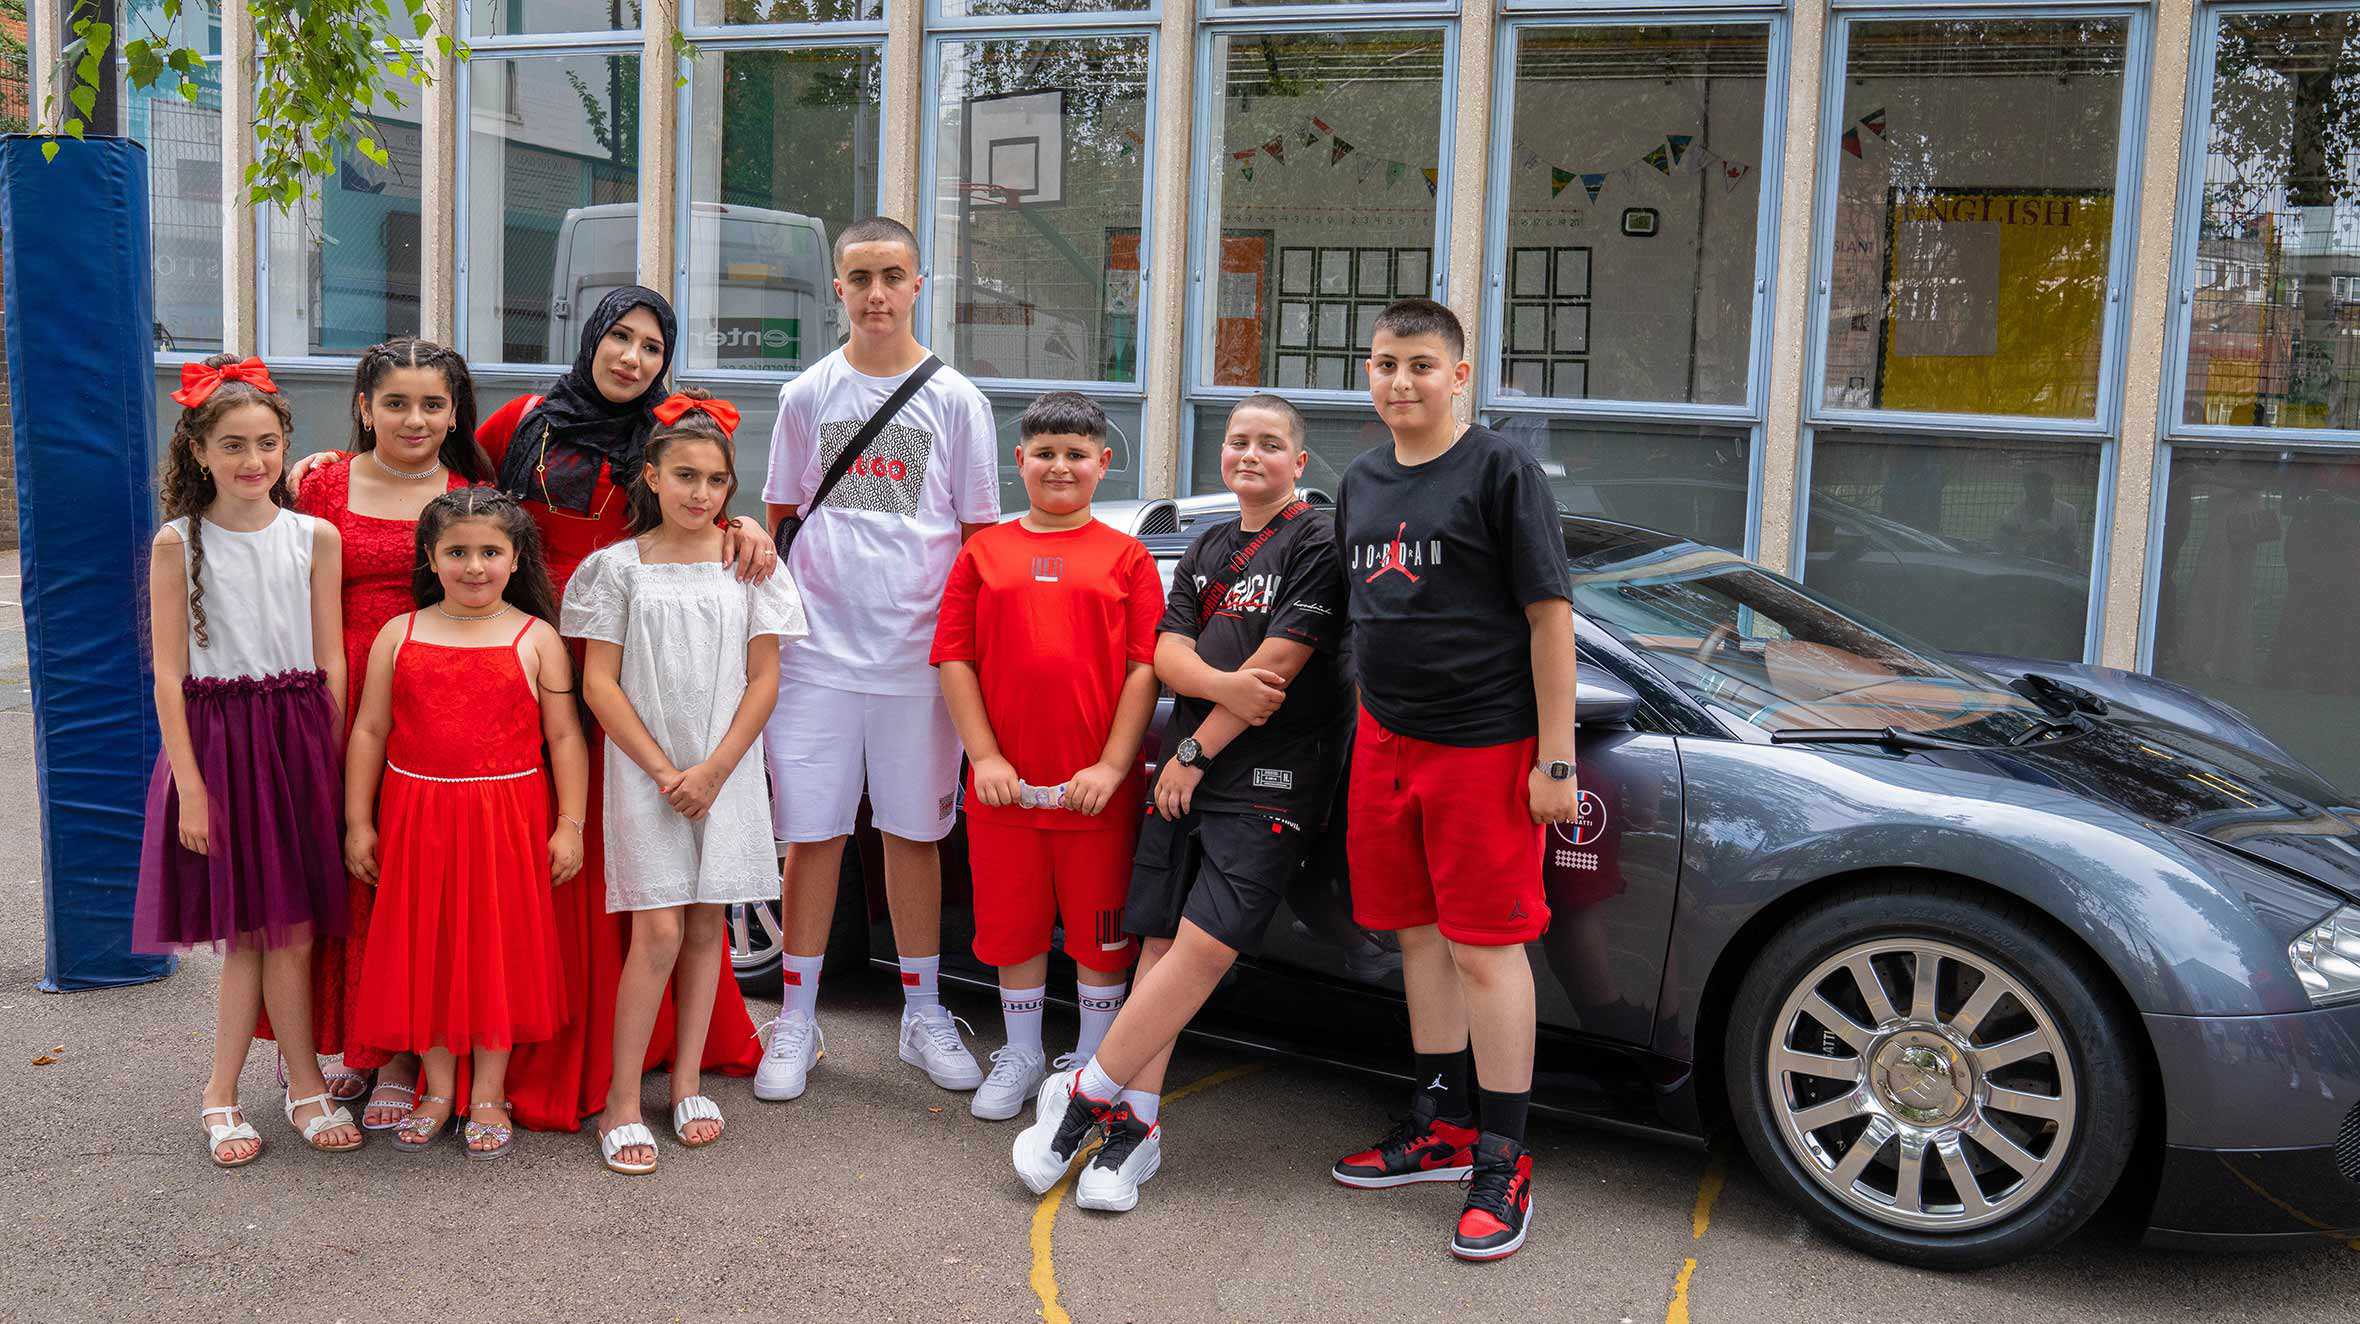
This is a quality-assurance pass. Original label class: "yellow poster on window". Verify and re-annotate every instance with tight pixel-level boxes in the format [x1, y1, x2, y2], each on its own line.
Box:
[1877, 189, 2114, 418]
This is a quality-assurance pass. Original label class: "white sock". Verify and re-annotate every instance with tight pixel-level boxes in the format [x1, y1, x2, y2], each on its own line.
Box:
[1074, 976, 1127, 1063]
[782, 953, 823, 1019]
[900, 954, 941, 1011]
[1077, 1054, 1120, 1102]
[1118, 1088, 1161, 1126]
[1000, 984, 1046, 1057]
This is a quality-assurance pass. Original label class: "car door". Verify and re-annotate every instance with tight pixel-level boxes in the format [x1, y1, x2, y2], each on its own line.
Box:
[1249, 644, 1685, 1051]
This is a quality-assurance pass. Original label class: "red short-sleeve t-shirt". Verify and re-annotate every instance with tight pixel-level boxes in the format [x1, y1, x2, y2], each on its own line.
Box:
[931, 518, 1164, 831]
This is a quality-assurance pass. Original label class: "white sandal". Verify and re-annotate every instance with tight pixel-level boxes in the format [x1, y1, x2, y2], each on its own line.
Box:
[283, 1091, 362, 1152]
[599, 1121, 659, 1175]
[672, 1095, 724, 1149]
[202, 1105, 262, 1168]
[361, 1078, 418, 1131]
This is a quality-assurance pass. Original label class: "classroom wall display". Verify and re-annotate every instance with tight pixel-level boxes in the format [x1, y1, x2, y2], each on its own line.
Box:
[1505, 245, 1592, 399]
[1265, 242, 1437, 389]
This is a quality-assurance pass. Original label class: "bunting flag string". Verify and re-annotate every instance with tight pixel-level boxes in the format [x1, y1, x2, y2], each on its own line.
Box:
[1841, 126, 1863, 159]
[1421, 166, 1439, 196]
[1330, 136, 1355, 166]
[1550, 166, 1575, 199]
[1860, 107, 1887, 138]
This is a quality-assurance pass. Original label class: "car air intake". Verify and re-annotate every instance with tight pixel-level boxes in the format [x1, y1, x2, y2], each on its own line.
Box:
[2338, 1103, 2360, 1183]
[1137, 503, 1180, 536]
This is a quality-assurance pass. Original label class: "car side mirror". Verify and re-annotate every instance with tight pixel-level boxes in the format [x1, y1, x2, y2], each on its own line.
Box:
[1576, 677, 1640, 729]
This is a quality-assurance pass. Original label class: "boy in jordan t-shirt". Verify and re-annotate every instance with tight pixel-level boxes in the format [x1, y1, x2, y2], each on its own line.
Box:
[930, 392, 1165, 1126]
[1014, 394, 1349, 1213]
[758, 217, 999, 1103]
[1329, 299, 1578, 1263]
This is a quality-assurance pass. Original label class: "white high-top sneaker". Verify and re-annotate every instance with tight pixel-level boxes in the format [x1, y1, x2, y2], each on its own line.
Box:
[899, 1004, 984, 1090]
[971, 1046, 1049, 1121]
[752, 1009, 823, 1101]
[1074, 1103, 1162, 1212]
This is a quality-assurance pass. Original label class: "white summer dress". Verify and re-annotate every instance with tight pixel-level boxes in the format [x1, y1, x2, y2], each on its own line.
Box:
[560, 538, 809, 912]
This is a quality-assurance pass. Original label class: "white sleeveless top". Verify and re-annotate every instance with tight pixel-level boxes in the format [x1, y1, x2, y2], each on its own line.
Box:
[168, 509, 319, 680]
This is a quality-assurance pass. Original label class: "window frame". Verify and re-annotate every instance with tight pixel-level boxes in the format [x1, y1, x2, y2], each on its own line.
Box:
[1800, 3, 2155, 440]
[2159, 0, 2360, 448]
[667, 29, 891, 387]
[924, 0, 1162, 33]
[913, 19, 1165, 402]
[452, 34, 648, 375]
[1479, 10, 1790, 425]
[1180, 12, 1462, 480]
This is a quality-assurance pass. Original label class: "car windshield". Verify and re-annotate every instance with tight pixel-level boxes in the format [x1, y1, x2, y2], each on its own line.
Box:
[1565, 529, 2051, 744]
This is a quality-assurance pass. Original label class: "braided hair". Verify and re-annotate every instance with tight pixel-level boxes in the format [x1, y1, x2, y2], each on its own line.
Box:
[159, 353, 296, 650]
[410, 487, 562, 626]
[623, 387, 740, 536]
[350, 337, 494, 483]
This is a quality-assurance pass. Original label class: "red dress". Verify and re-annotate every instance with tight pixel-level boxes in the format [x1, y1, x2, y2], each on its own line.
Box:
[257, 458, 470, 1061]
[350, 615, 567, 1054]
[480, 396, 763, 1131]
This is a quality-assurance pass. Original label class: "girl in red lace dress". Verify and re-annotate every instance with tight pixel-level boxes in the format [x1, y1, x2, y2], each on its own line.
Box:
[265, 339, 490, 1128]
[346, 489, 589, 1159]
[477, 287, 777, 1132]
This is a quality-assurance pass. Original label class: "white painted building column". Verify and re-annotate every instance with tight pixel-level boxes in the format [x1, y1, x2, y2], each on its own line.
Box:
[219, 0, 258, 355]
[1753, 0, 1828, 574]
[638, 1, 683, 298]
[880, 0, 925, 227]
[417, 0, 461, 345]
[1137, 0, 1198, 497]
[1445, 0, 1498, 425]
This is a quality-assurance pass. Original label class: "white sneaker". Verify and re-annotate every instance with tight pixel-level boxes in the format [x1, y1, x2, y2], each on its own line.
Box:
[752, 1009, 823, 1101]
[1075, 1106, 1162, 1213]
[899, 1004, 984, 1091]
[971, 1046, 1049, 1121]
[1012, 1068, 1114, 1195]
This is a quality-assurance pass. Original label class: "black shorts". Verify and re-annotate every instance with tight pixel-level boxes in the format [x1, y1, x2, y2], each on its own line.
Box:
[1125, 808, 1310, 952]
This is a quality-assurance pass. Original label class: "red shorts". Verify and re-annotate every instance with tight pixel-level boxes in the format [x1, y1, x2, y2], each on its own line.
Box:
[966, 818, 1139, 973]
[1347, 706, 1549, 946]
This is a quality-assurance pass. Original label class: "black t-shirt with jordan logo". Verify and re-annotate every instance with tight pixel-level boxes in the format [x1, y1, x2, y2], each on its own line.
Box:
[1336, 424, 1572, 747]
[1157, 502, 1350, 819]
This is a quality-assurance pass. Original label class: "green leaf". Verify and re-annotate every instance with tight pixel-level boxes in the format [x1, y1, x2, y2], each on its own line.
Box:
[40, 141, 58, 163]
[356, 135, 378, 161]
[414, 10, 432, 36]
[70, 85, 94, 117]
[168, 48, 199, 74]
[63, 117, 84, 140]
[180, 80, 201, 103]
[436, 35, 454, 59]
[83, 22, 111, 52]
[76, 52, 99, 85]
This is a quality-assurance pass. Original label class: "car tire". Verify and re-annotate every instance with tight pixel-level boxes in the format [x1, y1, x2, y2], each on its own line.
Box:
[729, 844, 871, 999]
[1724, 883, 2142, 1269]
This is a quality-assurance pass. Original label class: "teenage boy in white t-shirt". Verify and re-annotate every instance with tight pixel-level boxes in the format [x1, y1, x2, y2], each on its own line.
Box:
[757, 217, 1000, 1101]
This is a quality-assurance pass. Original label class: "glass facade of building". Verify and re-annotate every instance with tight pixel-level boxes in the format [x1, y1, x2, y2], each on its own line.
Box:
[111, 0, 2360, 799]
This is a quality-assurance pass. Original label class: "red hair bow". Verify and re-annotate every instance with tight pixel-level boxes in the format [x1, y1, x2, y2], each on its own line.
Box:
[652, 393, 741, 437]
[171, 357, 280, 408]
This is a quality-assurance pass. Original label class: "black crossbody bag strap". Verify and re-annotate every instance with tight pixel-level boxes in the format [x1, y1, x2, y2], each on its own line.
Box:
[774, 354, 944, 558]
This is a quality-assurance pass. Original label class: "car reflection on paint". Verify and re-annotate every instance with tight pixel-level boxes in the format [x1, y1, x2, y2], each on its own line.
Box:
[736, 501, 2360, 1269]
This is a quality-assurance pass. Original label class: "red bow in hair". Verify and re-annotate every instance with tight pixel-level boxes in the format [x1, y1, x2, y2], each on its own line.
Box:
[171, 357, 280, 408]
[652, 393, 741, 437]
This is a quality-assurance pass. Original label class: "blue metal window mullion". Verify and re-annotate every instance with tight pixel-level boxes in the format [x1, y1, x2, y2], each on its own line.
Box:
[2157, 6, 2221, 442]
[2082, 433, 2121, 665]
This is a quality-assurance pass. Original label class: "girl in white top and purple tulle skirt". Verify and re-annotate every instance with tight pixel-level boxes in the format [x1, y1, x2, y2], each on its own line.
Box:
[133, 356, 363, 1166]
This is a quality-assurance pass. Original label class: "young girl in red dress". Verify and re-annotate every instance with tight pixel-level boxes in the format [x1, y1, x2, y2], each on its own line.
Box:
[346, 488, 590, 1159]
[262, 339, 490, 1129]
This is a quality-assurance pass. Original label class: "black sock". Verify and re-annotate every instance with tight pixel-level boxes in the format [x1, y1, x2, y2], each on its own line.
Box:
[1413, 1048, 1474, 1125]
[1478, 1088, 1530, 1146]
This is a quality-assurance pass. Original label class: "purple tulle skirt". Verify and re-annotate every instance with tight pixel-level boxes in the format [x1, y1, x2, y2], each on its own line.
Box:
[133, 669, 348, 953]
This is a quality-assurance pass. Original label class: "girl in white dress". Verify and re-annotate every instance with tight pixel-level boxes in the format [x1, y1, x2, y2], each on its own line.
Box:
[560, 389, 807, 1174]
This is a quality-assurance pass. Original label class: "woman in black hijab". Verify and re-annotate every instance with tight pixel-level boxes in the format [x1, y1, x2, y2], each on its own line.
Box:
[481, 284, 776, 590]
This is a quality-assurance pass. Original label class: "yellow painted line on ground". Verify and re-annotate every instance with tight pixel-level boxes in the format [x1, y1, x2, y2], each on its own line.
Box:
[1029, 1063, 1265, 1323]
[1664, 1150, 1727, 1324]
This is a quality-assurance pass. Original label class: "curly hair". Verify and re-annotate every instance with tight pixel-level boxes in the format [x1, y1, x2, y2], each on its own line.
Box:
[623, 387, 740, 536]
[160, 353, 297, 650]
[411, 487, 562, 626]
[350, 337, 495, 483]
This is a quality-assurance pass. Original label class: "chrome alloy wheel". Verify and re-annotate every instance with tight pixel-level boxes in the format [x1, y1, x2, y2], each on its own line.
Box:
[726, 897, 786, 980]
[1765, 938, 2077, 1232]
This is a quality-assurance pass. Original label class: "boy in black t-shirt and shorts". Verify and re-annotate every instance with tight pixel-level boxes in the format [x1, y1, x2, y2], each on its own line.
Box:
[1329, 299, 1578, 1262]
[1014, 394, 1349, 1212]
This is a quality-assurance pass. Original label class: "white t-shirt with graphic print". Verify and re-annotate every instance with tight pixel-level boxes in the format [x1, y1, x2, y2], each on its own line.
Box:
[764, 347, 1002, 697]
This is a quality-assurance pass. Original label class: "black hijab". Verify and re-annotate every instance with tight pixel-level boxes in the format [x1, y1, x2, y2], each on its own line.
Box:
[497, 285, 678, 514]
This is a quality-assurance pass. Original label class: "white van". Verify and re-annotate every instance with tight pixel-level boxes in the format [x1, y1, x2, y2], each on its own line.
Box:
[545, 202, 841, 371]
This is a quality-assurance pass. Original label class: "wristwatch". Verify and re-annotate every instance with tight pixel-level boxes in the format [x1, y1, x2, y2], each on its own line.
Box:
[1539, 759, 1576, 782]
[1175, 736, 1214, 773]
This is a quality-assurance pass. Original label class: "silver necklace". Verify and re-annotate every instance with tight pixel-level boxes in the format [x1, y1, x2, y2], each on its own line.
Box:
[434, 602, 513, 623]
[371, 450, 445, 481]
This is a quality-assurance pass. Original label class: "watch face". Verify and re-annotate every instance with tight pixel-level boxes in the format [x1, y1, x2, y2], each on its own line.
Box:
[1178, 738, 1202, 765]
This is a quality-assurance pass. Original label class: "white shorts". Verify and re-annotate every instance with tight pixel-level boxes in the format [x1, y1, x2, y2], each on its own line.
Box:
[765, 679, 963, 844]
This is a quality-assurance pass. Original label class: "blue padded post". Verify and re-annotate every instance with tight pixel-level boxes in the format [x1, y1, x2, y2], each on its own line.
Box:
[2, 134, 174, 991]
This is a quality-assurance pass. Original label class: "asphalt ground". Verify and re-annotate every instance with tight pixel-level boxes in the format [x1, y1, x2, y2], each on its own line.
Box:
[2, 577, 2357, 1322]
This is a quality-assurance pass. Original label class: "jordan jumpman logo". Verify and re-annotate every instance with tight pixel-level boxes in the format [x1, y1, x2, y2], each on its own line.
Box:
[1366, 522, 1420, 584]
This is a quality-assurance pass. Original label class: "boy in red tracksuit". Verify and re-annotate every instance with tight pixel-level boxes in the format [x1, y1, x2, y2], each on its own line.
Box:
[1328, 298, 1580, 1263]
[931, 391, 1165, 1124]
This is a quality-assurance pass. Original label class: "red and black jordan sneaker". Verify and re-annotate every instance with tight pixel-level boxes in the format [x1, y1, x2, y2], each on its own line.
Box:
[1331, 1102, 1478, 1189]
[1451, 1132, 1534, 1262]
